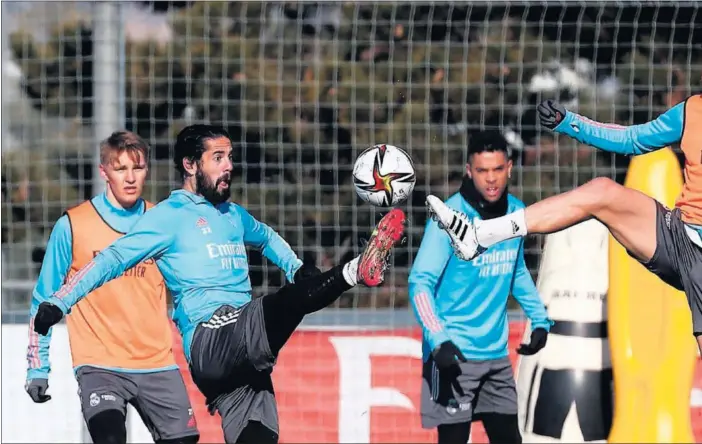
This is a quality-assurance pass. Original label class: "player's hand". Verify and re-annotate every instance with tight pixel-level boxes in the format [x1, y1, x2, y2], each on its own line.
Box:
[537, 100, 567, 129]
[33, 302, 64, 336]
[25, 378, 51, 403]
[294, 263, 322, 282]
[432, 341, 467, 379]
[516, 327, 548, 355]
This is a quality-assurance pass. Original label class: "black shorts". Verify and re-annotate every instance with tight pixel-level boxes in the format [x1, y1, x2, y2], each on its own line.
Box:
[638, 202, 702, 334]
[189, 299, 278, 443]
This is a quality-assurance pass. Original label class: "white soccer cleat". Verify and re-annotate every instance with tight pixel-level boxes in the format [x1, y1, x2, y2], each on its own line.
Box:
[425, 195, 485, 261]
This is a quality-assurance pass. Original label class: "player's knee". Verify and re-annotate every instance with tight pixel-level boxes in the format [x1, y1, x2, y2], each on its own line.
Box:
[582, 177, 620, 213]
[87, 409, 127, 444]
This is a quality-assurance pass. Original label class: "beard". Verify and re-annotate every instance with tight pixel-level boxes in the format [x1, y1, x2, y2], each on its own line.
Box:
[195, 168, 232, 205]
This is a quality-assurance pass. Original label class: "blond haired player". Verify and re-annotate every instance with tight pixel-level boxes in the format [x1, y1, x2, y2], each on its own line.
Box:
[26, 131, 199, 444]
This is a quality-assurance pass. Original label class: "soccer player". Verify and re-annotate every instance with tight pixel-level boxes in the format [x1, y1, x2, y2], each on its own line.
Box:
[25, 131, 199, 444]
[409, 131, 552, 444]
[427, 95, 702, 351]
[31, 124, 407, 444]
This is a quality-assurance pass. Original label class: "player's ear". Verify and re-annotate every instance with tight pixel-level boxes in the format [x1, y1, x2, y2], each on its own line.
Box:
[465, 162, 472, 178]
[506, 158, 513, 179]
[98, 163, 109, 182]
[182, 157, 197, 176]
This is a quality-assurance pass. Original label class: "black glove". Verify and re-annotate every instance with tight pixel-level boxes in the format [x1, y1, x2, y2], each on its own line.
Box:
[517, 327, 548, 355]
[294, 263, 322, 282]
[432, 341, 467, 379]
[25, 378, 51, 403]
[537, 100, 567, 130]
[33, 302, 64, 336]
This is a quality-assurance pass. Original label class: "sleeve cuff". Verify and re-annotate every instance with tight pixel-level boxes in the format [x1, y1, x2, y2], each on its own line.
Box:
[427, 331, 450, 352]
[553, 111, 575, 134]
[288, 259, 303, 283]
[532, 318, 554, 332]
[27, 368, 49, 380]
[48, 296, 70, 314]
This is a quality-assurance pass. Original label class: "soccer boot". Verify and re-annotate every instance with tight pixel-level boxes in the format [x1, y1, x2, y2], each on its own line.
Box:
[358, 208, 407, 287]
[425, 195, 485, 261]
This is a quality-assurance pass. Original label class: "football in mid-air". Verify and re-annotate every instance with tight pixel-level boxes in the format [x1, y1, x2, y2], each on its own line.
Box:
[353, 144, 416, 207]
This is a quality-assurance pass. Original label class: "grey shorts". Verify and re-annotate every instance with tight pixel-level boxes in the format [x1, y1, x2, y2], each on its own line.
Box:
[638, 203, 702, 334]
[420, 356, 517, 429]
[189, 300, 277, 443]
[76, 366, 199, 442]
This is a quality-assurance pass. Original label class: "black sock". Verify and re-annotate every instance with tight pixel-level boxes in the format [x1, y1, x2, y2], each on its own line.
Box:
[296, 264, 352, 314]
[263, 264, 352, 355]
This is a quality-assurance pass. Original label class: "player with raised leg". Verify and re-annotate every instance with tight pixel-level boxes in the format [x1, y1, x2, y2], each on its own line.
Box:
[427, 95, 702, 351]
[25, 131, 199, 444]
[409, 131, 552, 444]
[30, 124, 407, 444]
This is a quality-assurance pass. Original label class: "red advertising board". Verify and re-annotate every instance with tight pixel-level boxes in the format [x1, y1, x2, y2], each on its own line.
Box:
[171, 323, 702, 443]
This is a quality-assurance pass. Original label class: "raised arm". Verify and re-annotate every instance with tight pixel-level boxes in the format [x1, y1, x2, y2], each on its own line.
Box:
[408, 217, 453, 351]
[238, 205, 302, 282]
[548, 100, 685, 156]
[44, 207, 175, 316]
[27, 216, 72, 381]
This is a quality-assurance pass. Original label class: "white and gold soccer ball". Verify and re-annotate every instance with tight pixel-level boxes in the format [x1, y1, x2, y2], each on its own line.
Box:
[352, 144, 416, 207]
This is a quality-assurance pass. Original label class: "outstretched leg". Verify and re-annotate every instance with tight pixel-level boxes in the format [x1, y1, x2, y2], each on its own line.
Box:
[262, 264, 354, 355]
[428, 177, 657, 262]
[428, 178, 702, 350]
[262, 208, 407, 356]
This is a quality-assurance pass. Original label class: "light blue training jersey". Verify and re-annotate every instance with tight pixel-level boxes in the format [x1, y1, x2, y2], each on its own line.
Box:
[409, 192, 552, 362]
[45, 189, 303, 362]
[26, 193, 180, 380]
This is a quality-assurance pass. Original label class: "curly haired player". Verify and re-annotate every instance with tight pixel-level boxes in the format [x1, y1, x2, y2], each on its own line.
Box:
[32, 124, 407, 444]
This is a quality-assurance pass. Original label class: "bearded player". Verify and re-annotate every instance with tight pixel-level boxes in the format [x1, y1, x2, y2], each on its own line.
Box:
[427, 95, 702, 351]
[25, 131, 199, 444]
[30, 124, 407, 443]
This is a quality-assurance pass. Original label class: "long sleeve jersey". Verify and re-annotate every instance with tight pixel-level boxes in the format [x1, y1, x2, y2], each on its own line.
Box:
[27, 193, 177, 380]
[44, 189, 303, 362]
[554, 101, 684, 156]
[554, 95, 702, 228]
[409, 192, 552, 361]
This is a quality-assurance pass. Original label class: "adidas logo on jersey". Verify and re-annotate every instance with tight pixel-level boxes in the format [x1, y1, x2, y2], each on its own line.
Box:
[197, 217, 212, 235]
